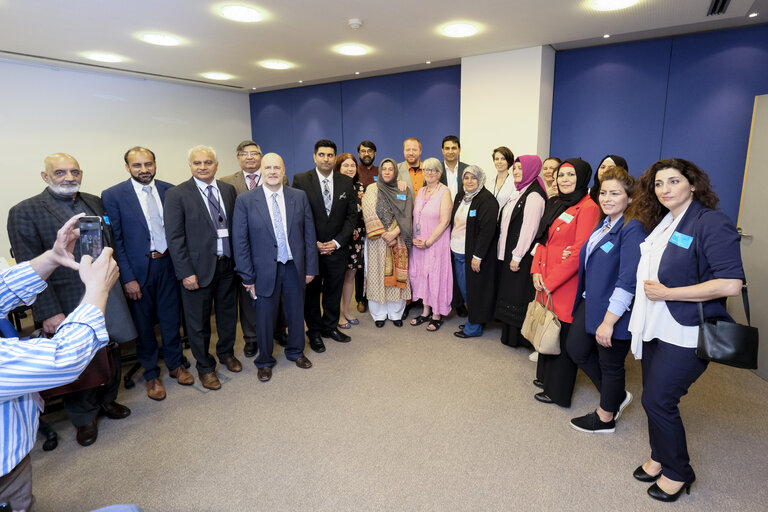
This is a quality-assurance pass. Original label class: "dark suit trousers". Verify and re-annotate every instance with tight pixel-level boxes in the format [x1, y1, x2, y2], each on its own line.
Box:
[254, 261, 305, 368]
[179, 257, 237, 374]
[565, 301, 630, 413]
[305, 249, 346, 336]
[129, 256, 183, 381]
[535, 322, 577, 407]
[641, 338, 707, 483]
[62, 344, 121, 427]
[238, 280, 288, 342]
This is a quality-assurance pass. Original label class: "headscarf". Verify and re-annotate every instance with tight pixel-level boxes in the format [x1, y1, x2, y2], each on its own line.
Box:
[461, 165, 486, 204]
[375, 158, 414, 248]
[536, 158, 593, 243]
[590, 154, 628, 204]
[514, 155, 546, 193]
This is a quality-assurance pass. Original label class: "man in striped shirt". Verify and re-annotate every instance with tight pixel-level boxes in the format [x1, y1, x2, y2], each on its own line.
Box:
[0, 214, 118, 512]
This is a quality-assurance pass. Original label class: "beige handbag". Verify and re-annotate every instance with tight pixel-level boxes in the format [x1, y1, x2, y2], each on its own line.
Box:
[521, 290, 561, 355]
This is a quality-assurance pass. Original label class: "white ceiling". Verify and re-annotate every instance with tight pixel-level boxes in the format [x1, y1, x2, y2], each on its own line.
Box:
[0, 0, 764, 92]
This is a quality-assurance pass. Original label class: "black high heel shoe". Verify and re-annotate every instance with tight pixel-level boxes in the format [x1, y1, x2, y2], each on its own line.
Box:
[633, 465, 661, 483]
[647, 477, 695, 502]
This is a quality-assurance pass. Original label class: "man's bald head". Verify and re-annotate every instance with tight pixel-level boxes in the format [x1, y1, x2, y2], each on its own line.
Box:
[41, 153, 82, 197]
[261, 153, 286, 191]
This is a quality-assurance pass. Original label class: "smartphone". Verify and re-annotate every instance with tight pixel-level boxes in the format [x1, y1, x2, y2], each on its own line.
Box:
[78, 216, 103, 259]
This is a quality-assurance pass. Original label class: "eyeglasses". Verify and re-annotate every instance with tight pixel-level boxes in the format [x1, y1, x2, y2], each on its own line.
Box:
[238, 151, 261, 157]
[359, 149, 375, 155]
[423, 169, 440, 174]
[52, 169, 82, 178]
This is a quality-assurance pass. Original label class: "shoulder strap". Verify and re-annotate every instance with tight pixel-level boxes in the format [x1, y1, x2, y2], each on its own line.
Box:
[695, 234, 751, 325]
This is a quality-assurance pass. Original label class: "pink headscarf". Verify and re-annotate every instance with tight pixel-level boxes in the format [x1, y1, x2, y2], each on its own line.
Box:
[514, 155, 546, 193]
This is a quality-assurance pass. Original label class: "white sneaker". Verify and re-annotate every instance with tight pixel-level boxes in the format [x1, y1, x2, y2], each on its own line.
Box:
[615, 391, 633, 421]
[529, 351, 539, 362]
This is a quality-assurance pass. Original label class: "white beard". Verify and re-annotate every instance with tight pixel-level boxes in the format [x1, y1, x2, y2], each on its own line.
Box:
[49, 182, 81, 195]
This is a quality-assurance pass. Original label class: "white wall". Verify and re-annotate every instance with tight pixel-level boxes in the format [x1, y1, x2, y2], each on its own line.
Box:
[0, 59, 251, 256]
[460, 46, 555, 182]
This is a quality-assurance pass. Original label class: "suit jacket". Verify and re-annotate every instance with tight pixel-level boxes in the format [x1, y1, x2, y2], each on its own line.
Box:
[220, 170, 288, 195]
[292, 169, 356, 248]
[7, 189, 136, 340]
[573, 218, 644, 339]
[101, 178, 175, 287]
[530, 195, 600, 323]
[164, 178, 237, 287]
[232, 186, 318, 297]
[439, 161, 469, 196]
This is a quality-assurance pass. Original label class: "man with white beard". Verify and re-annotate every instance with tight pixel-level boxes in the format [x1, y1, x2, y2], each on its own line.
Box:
[7, 153, 134, 447]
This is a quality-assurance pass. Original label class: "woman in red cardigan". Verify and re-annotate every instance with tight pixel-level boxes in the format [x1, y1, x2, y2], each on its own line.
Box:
[530, 158, 599, 407]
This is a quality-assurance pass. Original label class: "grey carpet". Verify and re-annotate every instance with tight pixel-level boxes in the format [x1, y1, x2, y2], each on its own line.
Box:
[29, 313, 768, 512]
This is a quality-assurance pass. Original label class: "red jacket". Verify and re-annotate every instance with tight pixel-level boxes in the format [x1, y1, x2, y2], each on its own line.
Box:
[530, 195, 599, 323]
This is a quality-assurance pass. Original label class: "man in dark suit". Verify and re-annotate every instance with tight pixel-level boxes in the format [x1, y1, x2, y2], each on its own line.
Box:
[102, 146, 193, 401]
[439, 135, 469, 201]
[7, 152, 133, 446]
[292, 140, 357, 352]
[164, 145, 241, 390]
[233, 153, 318, 382]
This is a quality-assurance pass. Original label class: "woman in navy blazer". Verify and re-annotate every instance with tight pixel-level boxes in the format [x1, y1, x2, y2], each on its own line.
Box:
[628, 159, 744, 502]
[565, 167, 644, 434]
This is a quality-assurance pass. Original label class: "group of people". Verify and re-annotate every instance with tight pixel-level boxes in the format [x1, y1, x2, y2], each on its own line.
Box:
[1, 134, 746, 508]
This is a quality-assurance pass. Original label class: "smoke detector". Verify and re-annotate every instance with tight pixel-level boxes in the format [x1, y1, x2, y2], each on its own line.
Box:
[348, 18, 362, 29]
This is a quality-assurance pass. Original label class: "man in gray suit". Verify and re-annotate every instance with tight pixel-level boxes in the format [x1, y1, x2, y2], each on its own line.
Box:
[439, 135, 469, 200]
[7, 153, 134, 447]
[233, 153, 318, 382]
[164, 145, 241, 390]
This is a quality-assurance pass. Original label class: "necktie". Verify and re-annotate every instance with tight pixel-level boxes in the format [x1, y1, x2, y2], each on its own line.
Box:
[248, 173, 258, 190]
[322, 178, 332, 215]
[206, 185, 231, 257]
[142, 185, 167, 253]
[272, 193, 289, 263]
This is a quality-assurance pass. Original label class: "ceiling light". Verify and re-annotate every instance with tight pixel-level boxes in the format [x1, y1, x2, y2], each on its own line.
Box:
[355, 72, 360, 75]
[334, 44, 369, 56]
[83, 52, 125, 63]
[591, 0, 639, 11]
[139, 33, 181, 46]
[426, 61, 431, 64]
[298, 80, 304, 83]
[603, 34, 611, 38]
[219, 4, 264, 23]
[202, 72, 233, 80]
[441, 23, 479, 38]
[748, 12, 758, 18]
[259, 60, 292, 70]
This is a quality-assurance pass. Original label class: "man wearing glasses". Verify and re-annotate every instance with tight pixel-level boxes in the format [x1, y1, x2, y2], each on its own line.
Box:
[356, 140, 378, 189]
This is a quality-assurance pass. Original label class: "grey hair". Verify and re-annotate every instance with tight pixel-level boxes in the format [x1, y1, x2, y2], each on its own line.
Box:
[422, 157, 442, 175]
[187, 145, 217, 162]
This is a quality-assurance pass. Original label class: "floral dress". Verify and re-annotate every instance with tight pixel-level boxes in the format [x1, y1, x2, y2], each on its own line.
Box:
[347, 180, 365, 270]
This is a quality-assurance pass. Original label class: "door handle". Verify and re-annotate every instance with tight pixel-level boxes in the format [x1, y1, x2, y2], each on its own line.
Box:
[737, 227, 753, 239]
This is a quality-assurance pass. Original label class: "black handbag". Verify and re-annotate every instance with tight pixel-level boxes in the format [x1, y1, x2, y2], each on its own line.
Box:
[694, 239, 759, 369]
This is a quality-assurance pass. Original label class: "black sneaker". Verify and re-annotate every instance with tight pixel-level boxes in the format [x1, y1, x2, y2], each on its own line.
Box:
[570, 411, 615, 434]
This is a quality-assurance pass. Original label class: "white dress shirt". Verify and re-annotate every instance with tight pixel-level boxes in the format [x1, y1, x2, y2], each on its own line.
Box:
[194, 177, 227, 256]
[130, 179, 164, 252]
[263, 186, 293, 261]
[244, 170, 261, 189]
[444, 161, 459, 200]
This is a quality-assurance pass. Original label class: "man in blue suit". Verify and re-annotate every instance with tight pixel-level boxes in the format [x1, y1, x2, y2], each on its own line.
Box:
[233, 153, 318, 382]
[102, 147, 193, 401]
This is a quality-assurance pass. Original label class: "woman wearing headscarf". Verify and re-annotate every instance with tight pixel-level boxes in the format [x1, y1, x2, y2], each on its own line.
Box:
[495, 155, 548, 348]
[530, 158, 599, 407]
[451, 165, 499, 338]
[362, 158, 414, 327]
[589, 154, 628, 205]
[628, 159, 743, 502]
[489, 146, 518, 211]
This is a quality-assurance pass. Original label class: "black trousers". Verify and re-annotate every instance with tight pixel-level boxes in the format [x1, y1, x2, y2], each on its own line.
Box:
[62, 344, 121, 427]
[354, 265, 365, 304]
[304, 250, 346, 337]
[179, 257, 237, 374]
[536, 322, 576, 407]
[565, 301, 630, 413]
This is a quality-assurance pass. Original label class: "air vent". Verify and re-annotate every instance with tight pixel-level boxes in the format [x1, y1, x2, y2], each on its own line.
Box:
[707, 0, 731, 16]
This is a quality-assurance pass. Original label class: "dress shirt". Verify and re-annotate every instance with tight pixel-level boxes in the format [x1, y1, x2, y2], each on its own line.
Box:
[244, 170, 261, 189]
[1, 262, 108, 476]
[496, 185, 545, 262]
[130, 179, 164, 252]
[263, 186, 293, 261]
[194, 177, 227, 256]
[582, 215, 634, 316]
[444, 161, 459, 200]
[314, 169, 341, 249]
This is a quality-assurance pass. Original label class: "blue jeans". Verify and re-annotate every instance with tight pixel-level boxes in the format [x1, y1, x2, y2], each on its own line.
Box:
[452, 252, 482, 336]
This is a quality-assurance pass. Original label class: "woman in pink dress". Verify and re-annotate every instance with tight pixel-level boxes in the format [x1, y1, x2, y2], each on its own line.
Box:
[409, 157, 454, 331]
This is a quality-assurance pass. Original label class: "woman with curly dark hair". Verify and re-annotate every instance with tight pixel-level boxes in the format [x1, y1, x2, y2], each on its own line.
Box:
[628, 158, 744, 502]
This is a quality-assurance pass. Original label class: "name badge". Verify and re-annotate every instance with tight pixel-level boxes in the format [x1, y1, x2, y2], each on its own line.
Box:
[669, 231, 693, 249]
[469, 209, 477, 217]
[217, 228, 229, 238]
[600, 241, 614, 253]
[397, 194, 406, 200]
[102, 216, 110, 226]
[558, 212, 574, 223]
[373, 176, 378, 181]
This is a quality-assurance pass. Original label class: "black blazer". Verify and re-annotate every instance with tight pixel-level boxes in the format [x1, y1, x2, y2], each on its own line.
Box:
[439, 161, 469, 196]
[164, 178, 237, 287]
[292, 169, 357, 248]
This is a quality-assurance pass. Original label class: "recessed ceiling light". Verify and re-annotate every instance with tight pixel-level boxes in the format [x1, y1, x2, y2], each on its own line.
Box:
[591, 0, 639, 11]
[139, 33, 181, 46]
[298, 80, 304, 83]
[219, 4, 264, 23]
[441, 23, 479, 38]
[202, 72, 234, 80]
[259, 60, 293, 70]
[355, 72, 360, 75]
[334, 44, 369, 56]
[426, 61, 431, 64]
[83, 52, 125, 63]
[603, 34, 611, 38]
[748, 12, 758, 18]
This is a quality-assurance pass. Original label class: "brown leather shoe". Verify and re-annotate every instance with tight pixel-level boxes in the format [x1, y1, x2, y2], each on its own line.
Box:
[169, 365, 194, 385]
[146, 378, 166, 401]
[295, 356, 312, 369]
[257, 366, 272, 382]
[221, 356, 243, 373]
[199, 371, 221, 390]
[76, 421, 98, 447]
